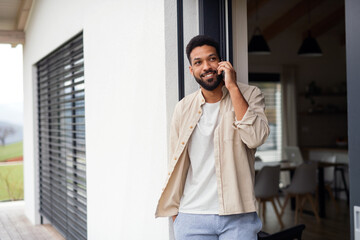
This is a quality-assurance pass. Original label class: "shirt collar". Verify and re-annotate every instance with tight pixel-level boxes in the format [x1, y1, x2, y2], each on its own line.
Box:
[197, 85, 229, 106]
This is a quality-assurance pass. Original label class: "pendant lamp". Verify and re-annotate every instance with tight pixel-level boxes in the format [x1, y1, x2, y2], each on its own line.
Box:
[298, 30, 322, 56]
[298, 0, 322, 57]
[248, 27, 271, 55]
[248, 0, 270, 55]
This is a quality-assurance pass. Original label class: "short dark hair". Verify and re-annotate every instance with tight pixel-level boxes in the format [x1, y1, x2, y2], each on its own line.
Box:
[186, 35, 221, 64]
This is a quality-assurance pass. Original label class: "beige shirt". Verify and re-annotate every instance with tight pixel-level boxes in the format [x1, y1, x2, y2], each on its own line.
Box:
[155, 82, 269, 217]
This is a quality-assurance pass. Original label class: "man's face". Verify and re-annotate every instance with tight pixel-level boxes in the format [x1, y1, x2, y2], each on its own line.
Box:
[189, 45, 223, 91]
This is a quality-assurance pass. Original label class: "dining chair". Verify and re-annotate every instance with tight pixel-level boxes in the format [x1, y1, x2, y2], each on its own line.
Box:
[280, 162, 320, 224]
[255, 165, 284, 228]
[258, 224, 306, 240]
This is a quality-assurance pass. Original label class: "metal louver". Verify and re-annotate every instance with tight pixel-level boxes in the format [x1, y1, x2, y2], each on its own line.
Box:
[37, 32, 87, 240]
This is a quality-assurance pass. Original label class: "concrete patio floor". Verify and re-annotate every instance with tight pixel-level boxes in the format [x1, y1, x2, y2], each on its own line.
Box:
[0, 201, 64, 240]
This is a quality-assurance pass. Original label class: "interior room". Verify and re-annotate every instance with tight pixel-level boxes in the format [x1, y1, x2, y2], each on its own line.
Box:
[247, 0, 349, 239]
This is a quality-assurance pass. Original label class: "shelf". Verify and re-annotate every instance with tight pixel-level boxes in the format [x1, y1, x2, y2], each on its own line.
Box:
[299, 111, 347, 116]
[299, 92, 347, 97]
[302, 146, 348, 152]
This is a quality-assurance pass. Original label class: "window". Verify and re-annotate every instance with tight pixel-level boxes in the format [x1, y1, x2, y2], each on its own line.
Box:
[250, 73, 282, 162]
[37, 32, 87, 240]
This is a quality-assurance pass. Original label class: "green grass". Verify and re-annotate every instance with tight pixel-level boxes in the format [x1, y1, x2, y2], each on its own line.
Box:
[0, 141, 23, 162]
[0, 164, 24, 201]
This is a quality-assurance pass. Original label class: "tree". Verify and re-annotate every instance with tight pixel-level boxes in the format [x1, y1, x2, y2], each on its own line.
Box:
[0, 126, 15, 146]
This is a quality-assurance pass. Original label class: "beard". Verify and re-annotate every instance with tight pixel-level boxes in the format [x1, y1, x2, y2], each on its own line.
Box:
[194, 70, 223, 91]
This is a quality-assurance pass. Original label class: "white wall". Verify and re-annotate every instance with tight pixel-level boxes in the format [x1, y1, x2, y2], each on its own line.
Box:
[164, 0, 179, 136]
[23, 0, 169, 239]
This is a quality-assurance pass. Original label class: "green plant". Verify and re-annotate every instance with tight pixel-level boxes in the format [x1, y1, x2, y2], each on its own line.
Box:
[0, 141, 23, 162]
[0, 164, 24, 201]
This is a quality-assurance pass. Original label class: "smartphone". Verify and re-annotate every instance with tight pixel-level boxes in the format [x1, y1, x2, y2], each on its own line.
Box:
[217, 71, 225, 82]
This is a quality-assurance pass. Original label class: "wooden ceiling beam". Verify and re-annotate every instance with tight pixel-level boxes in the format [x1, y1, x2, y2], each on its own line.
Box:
[247, 0, 271, 18]
[302, 5, 345, 39]
[16, 0, 33, 30]
[0, 30, 25, 46]
[262, 0, 323, 41]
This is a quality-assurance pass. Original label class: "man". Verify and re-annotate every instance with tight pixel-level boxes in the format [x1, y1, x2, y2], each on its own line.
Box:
[155, 35, 269, 239]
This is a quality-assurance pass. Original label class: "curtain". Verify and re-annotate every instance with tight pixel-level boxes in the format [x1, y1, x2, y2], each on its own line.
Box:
[281, 65, 298, 150]
[281, 65, 298, 186]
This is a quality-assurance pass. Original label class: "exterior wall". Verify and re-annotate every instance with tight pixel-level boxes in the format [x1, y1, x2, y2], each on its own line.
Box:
[23, 0, 169, 239]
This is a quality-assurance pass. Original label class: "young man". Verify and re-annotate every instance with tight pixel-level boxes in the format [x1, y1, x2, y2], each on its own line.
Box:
[155, 35, 269, 239]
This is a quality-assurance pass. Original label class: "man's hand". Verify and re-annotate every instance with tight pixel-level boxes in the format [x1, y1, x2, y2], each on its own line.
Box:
[217, 61, 237, 91]
[218, 61, 249, 121]
[172, 215, 177, 222]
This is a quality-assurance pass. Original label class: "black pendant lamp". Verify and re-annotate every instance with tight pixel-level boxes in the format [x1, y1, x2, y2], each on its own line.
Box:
[248, 0, 270, 55]
[298, 30, 322, 56]
[298, 0, 322, 57]
[248, 27, 271, 55]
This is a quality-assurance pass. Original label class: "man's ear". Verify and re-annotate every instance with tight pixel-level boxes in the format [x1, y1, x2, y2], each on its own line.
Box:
[189, 65, 193, 75]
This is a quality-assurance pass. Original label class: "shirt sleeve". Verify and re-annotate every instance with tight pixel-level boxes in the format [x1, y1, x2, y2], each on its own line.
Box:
[168, 101, 182, 166]
[233, 106, 258, 126]
[232, 86, 270, 149]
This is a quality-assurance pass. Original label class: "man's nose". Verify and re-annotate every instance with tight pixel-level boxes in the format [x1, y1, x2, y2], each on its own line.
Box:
[203, 60, 211, 70]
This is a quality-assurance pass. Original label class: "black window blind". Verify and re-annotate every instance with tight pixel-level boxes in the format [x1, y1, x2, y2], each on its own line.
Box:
[37, 32, 87, 240]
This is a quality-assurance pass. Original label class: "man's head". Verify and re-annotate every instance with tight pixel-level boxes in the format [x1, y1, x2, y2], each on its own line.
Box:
[186, 35, 223, 91]
[186, 35, 221, 64]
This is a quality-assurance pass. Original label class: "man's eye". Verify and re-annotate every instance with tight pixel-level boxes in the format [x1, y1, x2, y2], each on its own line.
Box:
[194, 61, 201, 65]
[210, 57, 216, 61]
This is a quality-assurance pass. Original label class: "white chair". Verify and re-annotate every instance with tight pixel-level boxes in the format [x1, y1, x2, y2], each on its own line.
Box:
[255, 165, 284, 228]
[281, 146, 304, 189]
[284, 146, 304, 164]
[280, 162, 320, 224]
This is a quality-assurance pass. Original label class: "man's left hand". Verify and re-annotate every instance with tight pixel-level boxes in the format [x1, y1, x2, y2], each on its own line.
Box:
[217, 61, 237, 90]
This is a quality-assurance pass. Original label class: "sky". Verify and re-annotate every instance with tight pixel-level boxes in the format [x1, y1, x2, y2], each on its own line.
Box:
[0, 44, 23, 126]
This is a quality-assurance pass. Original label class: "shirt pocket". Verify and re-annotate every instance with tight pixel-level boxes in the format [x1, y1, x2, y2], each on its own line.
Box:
[223, 111, 241, 142]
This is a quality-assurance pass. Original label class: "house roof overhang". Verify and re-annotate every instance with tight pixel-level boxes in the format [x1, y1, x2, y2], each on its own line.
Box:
[0, 0, 33, 46]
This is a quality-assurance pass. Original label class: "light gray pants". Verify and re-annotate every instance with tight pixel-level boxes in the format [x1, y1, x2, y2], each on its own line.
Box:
[173, 212, 262, 240]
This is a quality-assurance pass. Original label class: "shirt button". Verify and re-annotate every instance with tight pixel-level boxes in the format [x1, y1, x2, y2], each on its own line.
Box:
[168, 172, 171, 176]
[198, 110, 201, 114]
[174, 157, 177, 161]
[190, 126, 193, 129]
[181, 142, 185, 145]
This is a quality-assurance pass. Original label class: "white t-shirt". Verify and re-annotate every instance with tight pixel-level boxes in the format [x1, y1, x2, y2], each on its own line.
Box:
[179, 101, 220, 214]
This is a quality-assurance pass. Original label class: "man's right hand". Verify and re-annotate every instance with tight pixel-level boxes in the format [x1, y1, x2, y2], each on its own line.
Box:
[172, 215, 177, 222]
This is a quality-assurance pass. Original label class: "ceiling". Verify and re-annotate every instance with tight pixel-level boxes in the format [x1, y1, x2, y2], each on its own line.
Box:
[0, 0, 32, 46]
[247, 0, 345, 42]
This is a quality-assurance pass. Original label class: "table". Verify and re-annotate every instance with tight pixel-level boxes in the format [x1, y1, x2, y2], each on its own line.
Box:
[255, 160, 348, 218]
[254, 160, 297, 172]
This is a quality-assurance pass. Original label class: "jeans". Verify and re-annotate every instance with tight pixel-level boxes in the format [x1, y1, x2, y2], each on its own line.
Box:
[173, 212, 262, 240]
